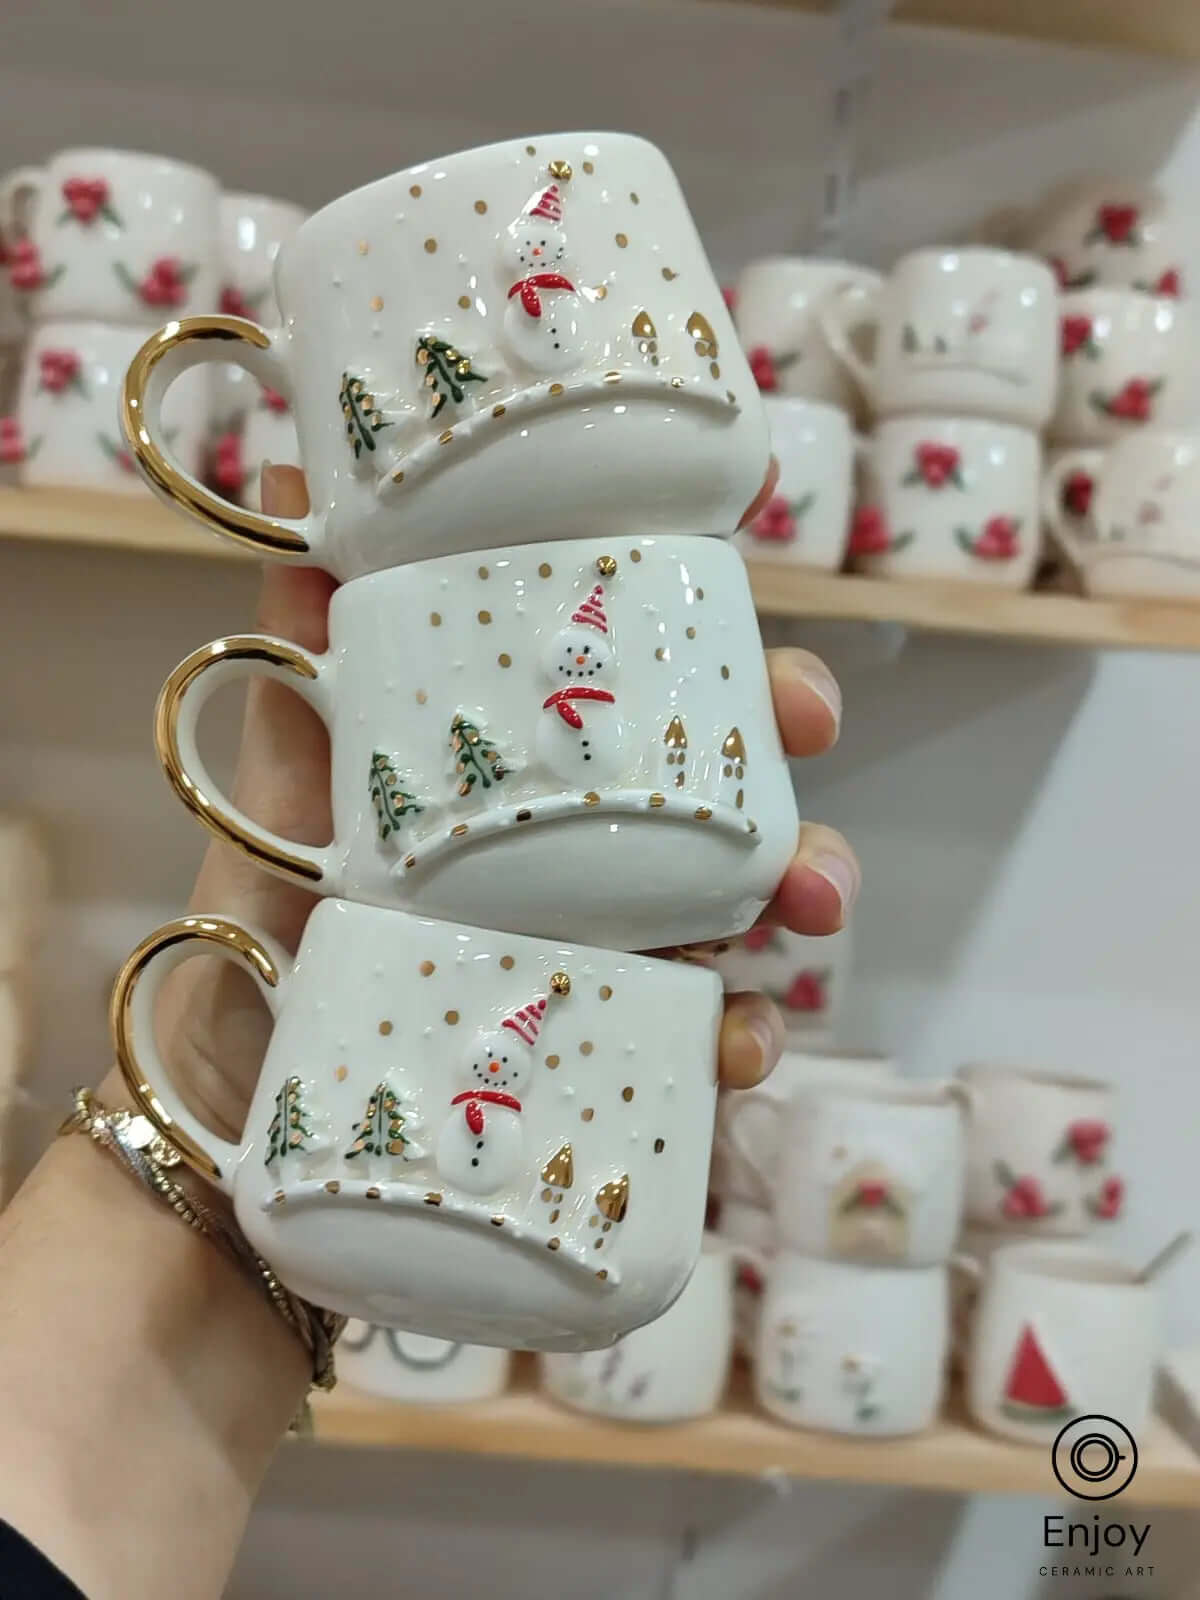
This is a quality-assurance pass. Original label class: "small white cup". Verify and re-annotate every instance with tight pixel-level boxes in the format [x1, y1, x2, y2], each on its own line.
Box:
[1, 147, 219, 325]
[1053, 289, 1200, 445]
[1043, 430, 1200, 600]
[756, 1252, 949, 1436]
[14, 321, 209, 492]
[850, 415, 1040, 588]
[773, 1081, 966, 1267]
[966, 1241, 1159, 1444]
[337, 1322, 511, 1404]
[819, 247, 1058, 429]
[733, 395, 854, 571]
[540, 1238, 735, 1422]
[1027, 178, 1192, 298]
[711, 921, 853, 1045]
[956, 1065, 1122, 1236]
[733, 257, 882, 413]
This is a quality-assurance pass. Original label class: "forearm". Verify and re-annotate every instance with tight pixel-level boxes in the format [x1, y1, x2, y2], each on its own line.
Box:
[0, 1070, 307, 1600]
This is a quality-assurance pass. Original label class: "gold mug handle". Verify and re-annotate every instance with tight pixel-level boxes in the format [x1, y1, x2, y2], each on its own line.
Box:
[155, 635, 336, 889]
[121, 315, 320, 561]
[111, 915, 291, 1186]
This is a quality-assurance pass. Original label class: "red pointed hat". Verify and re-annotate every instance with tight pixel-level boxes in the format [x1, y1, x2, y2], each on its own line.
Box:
[528, 184, 563, 225]
[571, 585, 608, 634]
[502, 995, 548, 1047]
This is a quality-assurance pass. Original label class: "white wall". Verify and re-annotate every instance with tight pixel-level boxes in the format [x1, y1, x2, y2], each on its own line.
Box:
[2, 4, 1200, 1596]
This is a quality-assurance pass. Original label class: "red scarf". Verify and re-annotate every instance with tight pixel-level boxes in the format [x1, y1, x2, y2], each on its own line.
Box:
[507, 271, 575, 318]
[542, 684, 615, 730]
[451, 1088, 522, 1135]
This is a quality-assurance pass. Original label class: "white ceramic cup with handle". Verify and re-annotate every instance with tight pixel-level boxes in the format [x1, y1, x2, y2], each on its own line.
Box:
[121, 131, 768, 579]
[966, 1241, 1159, 1444]
[1, 147, 219, 325]
[154, 532, 797, 950]
[1054, 289, 1199, 445]
[819, 247, 1058, 428]
[733, 256, 883, 413]
[849, 415, 1040, 587]
[1043, 430, 1200, 600]
[733, 395, 854, 570]
[1027, 178, 1191, 297]
[112, 899, 722, 1349]
[756, 1252, 949, 1436]
[337, 1322, 511, 1404]
[540, 1236, 736, 1422]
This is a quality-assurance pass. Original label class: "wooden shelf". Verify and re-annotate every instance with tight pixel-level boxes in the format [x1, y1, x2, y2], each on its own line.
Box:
[310, 1360, 1200, 1508]
[6, 488, 1200, 651]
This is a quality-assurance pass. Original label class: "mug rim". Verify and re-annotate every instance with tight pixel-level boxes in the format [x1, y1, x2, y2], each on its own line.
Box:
[736, 254, 881, 279]
[957, 1062, 1111, 1094]
[1058, 284, 1187, 312]
[43, 146, 218, 187]
[893, 244, 1054, 277]
[872, 414, 1038, 443]
[988, 1241, 1142, 1289]
[796, 1080, 957, 1110]
[759, 393, 851, 427]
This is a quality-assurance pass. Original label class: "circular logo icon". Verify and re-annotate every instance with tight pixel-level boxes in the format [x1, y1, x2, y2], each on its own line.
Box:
[1051, 1415, 1139, 1499]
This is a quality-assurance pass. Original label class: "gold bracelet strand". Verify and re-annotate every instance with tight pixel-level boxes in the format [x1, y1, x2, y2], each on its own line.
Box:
[60, 1087, 343, 1401]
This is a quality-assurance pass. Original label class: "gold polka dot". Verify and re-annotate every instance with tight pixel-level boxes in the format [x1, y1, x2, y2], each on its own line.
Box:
[630, 549, 642, 563]
[474, 199, 487, 214]
[358, 240, 369, 255]
[335, 1064, 348, 1082]
[582, 160, 594, 174]
[392, 470, 404, 484]
[416, 689, 427, 704]
[583, 791, 600, 805]
[630, 191, 639, 204]
[424, 237, 437, 253]
[710, 361, 721, 379]
[538, 561, 552, 578]
[654, 1138, 665, 1153]
[478, 609, 492, 624]
[541, 1187, 552, 1202]
[491, 1215, 505, 1227]
[686, 626, 696, 639]
[500, 955, 515, 970]
[451, 823, 468, 838]
[649, 793, 666, 808]
[526, 144, 536, 156]
[594, 284, 608, 300]
[662, 267, 677, 281]
[370, 295, 383, 312]
[445, 1009, 459, 1025]
[325, 1179, 341, 1194]
[548, 381, 564, 396]
[546, 1054, 560, 1069]
[548, 1237, 561, 1251]
[430, 611, 442, 626]
[622, 1086, 634, 1102]
[498, 652, 512, 668]
[516, 808, 532, 822]
[670, 376, 684, 389]
[419, 960, 435, 976]
[599, 984, 612, 1001]
[458, 294, 471, 309]
[615, 232, 628, 248]
[410, 184, 422, 197]
[379, 1020, 393, 1035]
[696, 586, 705, 599]
[594, 1238, 604, 1250]
[655, 647, 666, 661]
[549, 159, 573, 181]
[596, 1268, 608, 1281]
[549, 1208, 560, 1223]
[439, 428, 453, 444]
[580, 1041, 594, 1056]
[477, 565, 489, 579]
[581, 1108, 595, 1122]
[721, 664, 730, 680]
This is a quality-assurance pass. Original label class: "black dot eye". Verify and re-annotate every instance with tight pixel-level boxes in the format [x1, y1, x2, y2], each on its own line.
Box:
[502, 1056, 508, 1064]
[583, 645, 591, 655]
[540, 239, 546, 246]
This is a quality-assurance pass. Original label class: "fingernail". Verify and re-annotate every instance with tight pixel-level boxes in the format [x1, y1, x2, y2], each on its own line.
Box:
[810, 848, 860, 916]
[788, 655, 842, 734]
[747, 1012, 781, 1074]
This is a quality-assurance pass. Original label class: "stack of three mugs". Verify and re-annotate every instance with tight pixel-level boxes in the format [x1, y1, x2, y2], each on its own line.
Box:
[112, 132, 799, 1353]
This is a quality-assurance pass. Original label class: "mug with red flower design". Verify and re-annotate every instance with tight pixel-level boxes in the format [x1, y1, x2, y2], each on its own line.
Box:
[732, 257, 882, 415]
[712, 920, 852, 1044]
[0, 148, 219, 326]
[955, 1065, 1121, 1236]
[1053, 289, 1199, 445]
[733, 396, 854, 572]
[13, 321, 210, 493]
[768, 1082, 966, 1268]
[220, 382, 302, 513]
[1043, 430, 1200, 600]
[850, 416, 1040, 588]
[1028, 179, 1193, 298]
[818, 248, 1058, 428]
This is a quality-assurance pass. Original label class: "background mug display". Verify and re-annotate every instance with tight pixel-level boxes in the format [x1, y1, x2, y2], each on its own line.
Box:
[1026, 178, 1192, 296]
[819, 248, 1058, 428]
[966, 1243, 1159, 1444]
[732, 256, 882, 414]
[14, 322, 210, 493]
[756, 1254, 949, 1437]
[734, 395, 854, 570]
[712, 922, 853, 1045]
[540, 1238, 735, 1422]
[713, 1194, 772, 1356]
[1053, 289, 1200, 444]
[121, 131, 768, 580]
[112, 899, 722, 1348]
[850, 415, 1040, 588]
[956, 1065, 1123, 1234]
[0, 147, 219, 325]
[1043, 431, 1200, 600]
[771, 1082, 966, 1266]
[156, 534, 798, 950]
[337, 1322, 511, 1404]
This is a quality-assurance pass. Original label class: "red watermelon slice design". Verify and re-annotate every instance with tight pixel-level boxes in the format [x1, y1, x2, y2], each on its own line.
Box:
[1001, 1323, 1072, 1421]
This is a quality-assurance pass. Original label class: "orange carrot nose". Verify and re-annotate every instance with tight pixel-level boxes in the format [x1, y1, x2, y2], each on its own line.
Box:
[575, 654, 586, 664]
[532, 246, 543, 256]
[488, 1061, 501, 1073]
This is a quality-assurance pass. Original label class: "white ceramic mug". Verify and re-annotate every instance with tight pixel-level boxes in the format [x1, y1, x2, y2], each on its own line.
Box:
[540, 1237, 735, 1421]
[155, 533, 797, 950]
[337, 1322, 511, 1403]
[1027, 178, 1191, 297]
[733, 395, 853, 570]
[733, 257, 882, 413]
[756, 1253, 948, 1436]
[956, 1065, 1122, 1235]
[0, 147, 219, 325]
[819, 248, 1058, 428]
[712, 1195, 772, 1357]
[712, 922, 853, 1044]
[121, 132, 768, 579]
[966, 1242, 1159, 1443]
[771, 1082, 966, 1267]
[112, 900, 722, 1348]
[849, 415, 1040, 588]
[711, 1049, 895, 1209]
[1053, 289, 1199, 445]
[14, 321, 209, 492]
[1043, 430, 1200, 600]
[217, 191, 307, 323]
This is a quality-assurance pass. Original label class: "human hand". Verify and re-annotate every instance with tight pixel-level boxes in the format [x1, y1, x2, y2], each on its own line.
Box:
[160, 463, 859, 1142]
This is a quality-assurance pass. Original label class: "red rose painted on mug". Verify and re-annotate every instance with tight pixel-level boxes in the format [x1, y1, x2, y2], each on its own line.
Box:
[210, 429, 246, 495]
[783, 969, 828, 1013]
[116, 255, 196, 309]
[1091, 377, 1162, 423]
[741, 924, 776, 954]
[849, 505, 913, 559]
[996, 1167, 1061, 1221]
[904, 442, 963, 490]
[1050, 256, 1096, 291]
[957, 516, 1021, 562]
[0, 416, 29, 465]
[857, 1180, 889, 1208]
[9, 238, 63, 293]
[259, 386, 289, 415]
[1061, 314, 1098, 359]
[1062, 470, 1094, 519]
[37, 349, 85, 397]
[748, 344, 778, 392]
[1088, 1175, 1124, 1220]
[750, 493, 797, 543]
[1090, 203, 1141, 246]
[59, 176, 121, 228]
